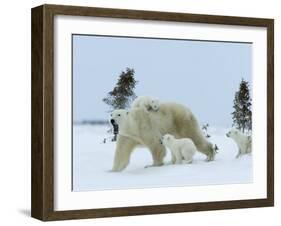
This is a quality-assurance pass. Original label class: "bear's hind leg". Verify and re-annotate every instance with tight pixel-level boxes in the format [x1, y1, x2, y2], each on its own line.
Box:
[146, 144, 166, 168]
[111, 135, 138, 172]
[182, 150, 193, 164]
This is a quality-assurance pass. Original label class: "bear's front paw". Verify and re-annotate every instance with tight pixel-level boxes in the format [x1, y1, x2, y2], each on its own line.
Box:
[165, 160, 174, 165]
[144, 164, 152, 168]
[235, 154, 242, 159]
[144, 163, 164, 168]
[206, 154, 215, 161]
[205, 157, 212, 162]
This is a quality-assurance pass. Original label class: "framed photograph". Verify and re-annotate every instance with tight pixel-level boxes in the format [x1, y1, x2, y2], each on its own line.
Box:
[31, 4, 274, 221]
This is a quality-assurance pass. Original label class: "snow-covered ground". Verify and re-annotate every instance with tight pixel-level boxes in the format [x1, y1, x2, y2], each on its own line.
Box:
[73, 125, 252, 191]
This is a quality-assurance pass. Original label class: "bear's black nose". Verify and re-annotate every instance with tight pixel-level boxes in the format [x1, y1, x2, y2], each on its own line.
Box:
[110, 119, 115, 125]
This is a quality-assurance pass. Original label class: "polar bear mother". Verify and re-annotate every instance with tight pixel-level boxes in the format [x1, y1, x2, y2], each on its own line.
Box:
[110, 102, 216, 171]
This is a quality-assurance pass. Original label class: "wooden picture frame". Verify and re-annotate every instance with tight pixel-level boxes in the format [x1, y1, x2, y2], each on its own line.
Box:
[31, 4, 274, 221]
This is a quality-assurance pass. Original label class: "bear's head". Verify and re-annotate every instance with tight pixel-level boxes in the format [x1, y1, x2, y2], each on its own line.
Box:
[226, 128, 240, 139]
[161, 134, 174, 145]
[149, 99, 160, 112]
[110, 109, 129, 134]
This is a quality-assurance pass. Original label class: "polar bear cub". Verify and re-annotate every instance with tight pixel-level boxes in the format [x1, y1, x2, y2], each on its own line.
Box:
[161, 134, 196, 164]
[131, 96, 160, 112]
[226, 128, 252, 158]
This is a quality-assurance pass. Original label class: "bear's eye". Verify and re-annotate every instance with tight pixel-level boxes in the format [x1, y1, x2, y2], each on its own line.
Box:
[118, 114, 121, 116]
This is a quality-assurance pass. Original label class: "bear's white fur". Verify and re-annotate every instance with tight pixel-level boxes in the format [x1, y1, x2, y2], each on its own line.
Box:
[110, 102, 216, 171]
[226, 128, 252, 158]
[161, 134, 196, 164]
[131, 96, 160, 112]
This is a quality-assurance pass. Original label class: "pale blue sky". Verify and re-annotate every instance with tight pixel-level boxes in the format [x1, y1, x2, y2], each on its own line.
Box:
[73, 35, 252, 127]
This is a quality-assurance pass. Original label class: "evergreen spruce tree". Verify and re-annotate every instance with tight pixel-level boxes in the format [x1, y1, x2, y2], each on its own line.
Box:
[103, 68, 138, 110]
[231, 79, 252, 132]
[103, 68, 138, 141]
